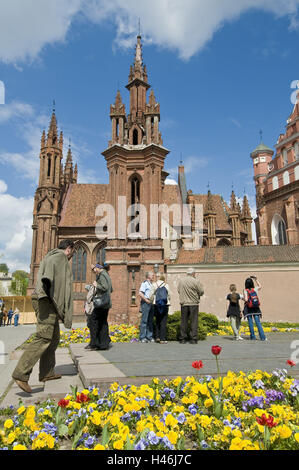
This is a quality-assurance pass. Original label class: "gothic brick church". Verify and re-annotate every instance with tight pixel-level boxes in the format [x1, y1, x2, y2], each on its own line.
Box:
[28, 36, 257, 322]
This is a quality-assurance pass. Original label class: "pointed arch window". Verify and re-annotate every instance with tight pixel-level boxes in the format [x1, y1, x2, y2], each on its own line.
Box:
[283, 171, 290, 185]
[72, 246, 87, 282]
[133, 128, 138, 145]
[271, 214, 287, 245]
[96, 245, 106, 265]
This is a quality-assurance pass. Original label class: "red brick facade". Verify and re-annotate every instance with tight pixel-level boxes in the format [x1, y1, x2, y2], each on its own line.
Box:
[253, 87, 299, 246]
[28, 36, 254, 323]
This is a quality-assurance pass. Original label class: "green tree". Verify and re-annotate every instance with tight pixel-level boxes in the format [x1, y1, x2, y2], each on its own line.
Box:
[0, 263, 9, 274]
[11, 271, 29, 296]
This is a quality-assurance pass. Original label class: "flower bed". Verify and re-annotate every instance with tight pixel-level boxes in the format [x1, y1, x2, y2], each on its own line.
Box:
[59, 325, 139, 348]
[1, 369, 299, 450]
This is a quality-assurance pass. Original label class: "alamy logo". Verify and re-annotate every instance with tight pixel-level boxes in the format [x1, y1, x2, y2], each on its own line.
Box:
[0, 80, 5, 105]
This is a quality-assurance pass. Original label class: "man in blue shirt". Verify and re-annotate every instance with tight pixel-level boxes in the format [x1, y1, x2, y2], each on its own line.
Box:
[7, 308, 14, 325]
[139, 272, 155, 343]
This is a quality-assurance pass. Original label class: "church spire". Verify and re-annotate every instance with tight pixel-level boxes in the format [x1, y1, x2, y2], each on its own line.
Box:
[47, 104, 58, 147]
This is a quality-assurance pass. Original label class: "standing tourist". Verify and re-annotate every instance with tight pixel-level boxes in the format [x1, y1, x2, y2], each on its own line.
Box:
[151, 275, 170, 344]
[7, 308, 14, 326]
[13, 308, 19, 326]
[83, 280, 96, 350]
[88, 263, 113, 351]
[6, 308, 13, 325]
[226, 284, 244, 340]
[243, 276, 267, 341]
[139, 272, 155, 343]
[12, 239, 75, 394]
[177, 268, 204, 344]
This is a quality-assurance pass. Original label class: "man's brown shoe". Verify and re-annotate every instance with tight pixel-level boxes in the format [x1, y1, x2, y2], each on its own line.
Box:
[14, 379, 32, 394]
[41, 374, 62, 382]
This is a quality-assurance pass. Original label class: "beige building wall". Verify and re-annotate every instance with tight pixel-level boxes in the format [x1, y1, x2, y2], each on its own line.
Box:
[166, 263, 299, 323]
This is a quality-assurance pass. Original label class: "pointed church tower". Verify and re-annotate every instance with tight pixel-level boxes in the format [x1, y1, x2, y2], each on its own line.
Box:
[204, 190, 217, 247]
[102, 35, 169, 323]
[241, 195, 254, 246]
[229, 190, 241, 246]
[28, 107, 64, 293]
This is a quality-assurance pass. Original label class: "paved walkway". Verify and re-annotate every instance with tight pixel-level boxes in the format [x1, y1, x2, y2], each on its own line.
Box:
[0, 324, 298, 408]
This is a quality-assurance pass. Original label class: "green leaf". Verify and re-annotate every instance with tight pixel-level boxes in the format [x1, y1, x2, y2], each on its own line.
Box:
[72, 428, 84, 450]
[196, 424, 204, 442]
[58, 424, 69, 437]
[101, 423, 111, 446]
[124, 435, 134, 450]
[177, 436, 186, 450]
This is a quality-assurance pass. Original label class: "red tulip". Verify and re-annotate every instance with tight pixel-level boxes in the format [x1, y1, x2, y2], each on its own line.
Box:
[211, 345, 222, 356]
[287, 360, 296, 367]
[192, 360, 204, 370]
[76, 393, 90, 404]
[58, 398, 69, 408]
[256, 414, 277, 428]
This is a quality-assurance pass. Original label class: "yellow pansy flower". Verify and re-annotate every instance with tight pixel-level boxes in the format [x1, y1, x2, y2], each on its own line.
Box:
[113, 439, 124, 450]
[13, 445, 27, 450]
[277, 425, 292, 439]
[4, 419, 14, 430]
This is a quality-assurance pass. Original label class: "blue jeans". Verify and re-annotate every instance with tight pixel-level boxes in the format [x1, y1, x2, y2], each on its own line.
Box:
[247, 315, 266, 340]
[139, 302, 154, 341]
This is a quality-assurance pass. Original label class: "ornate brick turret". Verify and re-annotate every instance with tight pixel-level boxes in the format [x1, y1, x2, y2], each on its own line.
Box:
[28, 108, 66, 292]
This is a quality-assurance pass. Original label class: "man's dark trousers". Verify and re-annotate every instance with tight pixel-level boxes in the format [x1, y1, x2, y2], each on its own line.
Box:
[180, 305, 199, 341]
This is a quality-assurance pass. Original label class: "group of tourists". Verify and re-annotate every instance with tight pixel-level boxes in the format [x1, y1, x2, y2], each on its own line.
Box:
[11, 238, 266, 395]
[138, 270, 266, 344]
[0, 300, 20, 327]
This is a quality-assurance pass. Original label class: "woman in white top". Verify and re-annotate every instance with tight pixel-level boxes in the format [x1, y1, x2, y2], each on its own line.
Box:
[151, 275, 170, 344]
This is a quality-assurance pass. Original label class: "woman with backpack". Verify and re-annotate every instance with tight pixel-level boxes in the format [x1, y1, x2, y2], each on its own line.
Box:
[226, 284, 244, 340]
[243, 276, 267, 341]
[151, 275, 170, 344]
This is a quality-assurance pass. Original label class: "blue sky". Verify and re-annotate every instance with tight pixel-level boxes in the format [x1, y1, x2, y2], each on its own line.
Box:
[1, 0, 299, 272]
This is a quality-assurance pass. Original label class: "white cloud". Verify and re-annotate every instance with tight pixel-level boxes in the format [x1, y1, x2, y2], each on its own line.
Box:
[0, 101, 34, 123]
[1, 0, 299, 63]
[165, 178, 178, 185]
[0, 0, 82, 64]
[0, 181, 33, 272]
[166, 155, 208, 180]
[83, 0, 299, 60]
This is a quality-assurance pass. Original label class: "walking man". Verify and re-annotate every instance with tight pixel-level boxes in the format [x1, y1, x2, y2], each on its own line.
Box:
[139, 272, 155, 343]
[12, 239, 75, 393]
[177, 268, 204, 344]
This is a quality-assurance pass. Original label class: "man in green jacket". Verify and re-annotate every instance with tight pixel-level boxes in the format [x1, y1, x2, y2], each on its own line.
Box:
[178, 268, 204, 344]
[12, 240, 75, 393]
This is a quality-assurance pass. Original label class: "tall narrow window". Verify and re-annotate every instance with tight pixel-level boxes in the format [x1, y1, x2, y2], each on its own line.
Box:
[272, 214, 287, 245]
[72, 246, 87, 282]
[283, 149, 288, 166]
[96, 246, 106, 265]
[133, 128, 138, 145]
[47, 157, 51, 178]
[130, 176, 141, 234]
[272, 176, 279, 190]
[283, 171, 290, 185]
[278, 220, 287, 245]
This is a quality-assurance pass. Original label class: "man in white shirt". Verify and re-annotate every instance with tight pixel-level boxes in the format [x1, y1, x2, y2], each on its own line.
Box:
[139, 272, 155, 343]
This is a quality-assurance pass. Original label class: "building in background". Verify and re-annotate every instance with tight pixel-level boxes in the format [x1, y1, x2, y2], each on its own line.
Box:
[0, 272, 13, 296]
[253, 86, 299, 246]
